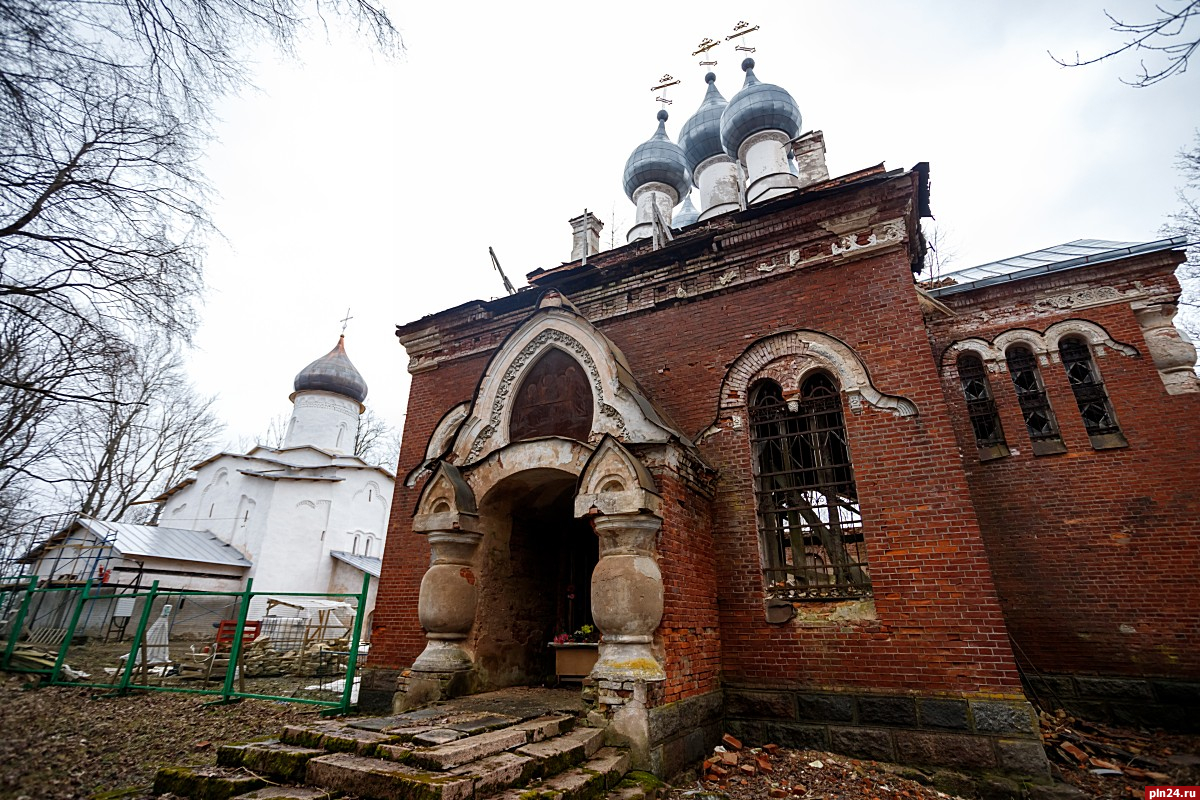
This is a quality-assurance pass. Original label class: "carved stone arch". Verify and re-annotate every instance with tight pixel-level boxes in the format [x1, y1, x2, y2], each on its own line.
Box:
[716, 330, 918, 420]
[940, 338, 1002, 373]
[1043, 319, 1139, 358]
[574, 435, 662, 519]
[449, 290, 686, 466]
[994, 328, 1048, 362]
[414, 461, 480, 534]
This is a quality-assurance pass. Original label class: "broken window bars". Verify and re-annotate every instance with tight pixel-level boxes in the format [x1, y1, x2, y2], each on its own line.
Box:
[1058, 338, 1122, 437]
[750, 375, 871, 601]
[957, 353, 1007, 450]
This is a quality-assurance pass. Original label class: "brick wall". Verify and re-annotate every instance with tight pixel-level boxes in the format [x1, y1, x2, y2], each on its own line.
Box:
[928, 257, 1200, 682]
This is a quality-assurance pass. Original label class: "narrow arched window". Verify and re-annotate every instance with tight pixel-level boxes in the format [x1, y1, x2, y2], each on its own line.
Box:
[1059, 337, 1127, 449]
[957, 353, 1008, 460]
[749, 374, 870, 601]
[363, 537, 372, 557]
[1005, 345, 1066, 455]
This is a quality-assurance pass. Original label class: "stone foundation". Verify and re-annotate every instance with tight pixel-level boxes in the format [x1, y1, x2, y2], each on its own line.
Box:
[1024, 673, 1200, 732]
[724, 686, 1050, 779]
[646, 689, 724, 778]
[358, 666, 401, 713]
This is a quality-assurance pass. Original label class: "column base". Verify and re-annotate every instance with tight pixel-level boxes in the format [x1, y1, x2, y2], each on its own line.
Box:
[393, 667, 477, 712]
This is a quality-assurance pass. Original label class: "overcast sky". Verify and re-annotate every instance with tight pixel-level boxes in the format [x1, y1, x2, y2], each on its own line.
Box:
[188, 0, 1199, 453]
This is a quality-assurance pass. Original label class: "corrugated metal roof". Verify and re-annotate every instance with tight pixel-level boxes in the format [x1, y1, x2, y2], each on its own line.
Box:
[928, 237, 1188, 297]
[80, 519, 251, 567]
[330, 551, 382, 578]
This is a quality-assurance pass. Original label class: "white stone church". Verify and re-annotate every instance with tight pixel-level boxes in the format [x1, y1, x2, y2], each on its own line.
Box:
[26, 337, 394, 632]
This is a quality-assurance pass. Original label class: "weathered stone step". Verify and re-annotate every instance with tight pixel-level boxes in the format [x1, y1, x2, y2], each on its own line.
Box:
[305, 751, 475, 800]
[407, 726, 531, 770]
[217, 740, 326, 783]
[232, 787, 334, 800]
[516, 727, 606, 780]
[281, 722, 399, 756]
[152, 765, 268, 800]
[490, 748, 634, 800]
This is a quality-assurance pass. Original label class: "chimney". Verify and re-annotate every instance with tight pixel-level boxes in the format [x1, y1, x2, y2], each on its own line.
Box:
[569, 211, 604, 262]
[791, 130, 829, 188]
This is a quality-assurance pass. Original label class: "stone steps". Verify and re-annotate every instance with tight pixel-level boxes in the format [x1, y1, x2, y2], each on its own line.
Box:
[156, 707, 662, 800]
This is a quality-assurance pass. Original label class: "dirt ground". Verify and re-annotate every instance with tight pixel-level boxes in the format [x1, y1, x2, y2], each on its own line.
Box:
[2, 671, 1198, 800]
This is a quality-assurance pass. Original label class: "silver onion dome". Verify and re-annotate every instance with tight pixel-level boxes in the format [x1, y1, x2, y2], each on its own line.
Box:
[293, 336, 368, 404]
[673, 194, 699, 228]
[678, 72, 728, 179]
[719, 58, 802, 160]
[622, 110, 691, 202]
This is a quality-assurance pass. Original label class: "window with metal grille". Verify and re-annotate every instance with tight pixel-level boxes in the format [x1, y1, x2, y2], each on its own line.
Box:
[749, 374, 870, 601]
[1005, 345, 1064, 454]
[1059, 337, 1126, 448]
[957, 353, 1007, 456]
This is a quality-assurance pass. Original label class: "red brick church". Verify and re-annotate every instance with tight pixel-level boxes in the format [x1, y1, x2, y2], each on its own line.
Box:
[361, 58, 1200, 779]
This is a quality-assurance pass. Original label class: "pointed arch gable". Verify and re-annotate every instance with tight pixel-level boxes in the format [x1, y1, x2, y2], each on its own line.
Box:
[574, 435, 662, 519]
[448, 291, 685, 465]
[413, 461, 479, 533]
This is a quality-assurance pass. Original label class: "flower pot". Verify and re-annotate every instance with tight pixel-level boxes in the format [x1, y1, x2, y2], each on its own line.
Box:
[551, 643, 598, 681]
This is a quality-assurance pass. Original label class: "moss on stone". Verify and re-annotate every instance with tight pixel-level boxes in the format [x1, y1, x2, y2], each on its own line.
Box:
[91, 786, 144, 799]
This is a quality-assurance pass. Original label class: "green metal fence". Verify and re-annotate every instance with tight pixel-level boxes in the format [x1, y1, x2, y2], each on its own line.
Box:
[0, 573, 370, 715]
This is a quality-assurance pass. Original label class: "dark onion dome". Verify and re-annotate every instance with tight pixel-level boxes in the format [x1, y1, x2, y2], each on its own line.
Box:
[293, 335, 368, 403]
[678, 72, 728, 176]
[673, 194, 699, 228]
[622, 109, 691, 202]
[719, 58, 802, 159]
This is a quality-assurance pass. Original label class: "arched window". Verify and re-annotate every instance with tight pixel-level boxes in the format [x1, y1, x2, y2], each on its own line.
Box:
[749, 373, 870, 601]
[1059, 337, 1127, 449]
[363, 537, 372, 557]
[956, 353, 1009, 460]
[1005, 345, 1066, 455]
[352, 534, 360, 555]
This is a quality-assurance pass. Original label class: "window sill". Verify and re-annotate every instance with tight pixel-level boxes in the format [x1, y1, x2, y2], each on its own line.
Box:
[977, 444, 1010, 462]
[1031, 438, 1067, 456]
[1089, 432, 1128, 450]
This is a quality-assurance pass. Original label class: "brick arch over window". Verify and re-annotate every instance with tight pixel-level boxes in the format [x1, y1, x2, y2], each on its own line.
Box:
[940, 320, 1139, 371]
[713, 330, 918, 422]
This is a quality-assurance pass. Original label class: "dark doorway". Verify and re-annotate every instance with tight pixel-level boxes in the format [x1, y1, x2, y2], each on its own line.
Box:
[474, 469, 598, 688]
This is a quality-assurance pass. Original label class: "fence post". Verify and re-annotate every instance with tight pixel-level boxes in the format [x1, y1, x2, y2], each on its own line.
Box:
[2, 575, 38, 671]
[49, 579, 93, 684]
[336, 572, 371, 713]
[220, 578, 253, 704]
[116, 582, 160, 695]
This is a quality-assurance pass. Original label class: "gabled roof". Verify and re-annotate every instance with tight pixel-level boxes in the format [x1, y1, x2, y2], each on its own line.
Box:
[330, 550, 382, 578]
[26, 519, 252, 568]
[928, 237, 1188, 297]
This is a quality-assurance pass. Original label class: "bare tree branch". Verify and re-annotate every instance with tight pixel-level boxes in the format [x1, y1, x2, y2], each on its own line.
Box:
[1051, 1, 1200, 86]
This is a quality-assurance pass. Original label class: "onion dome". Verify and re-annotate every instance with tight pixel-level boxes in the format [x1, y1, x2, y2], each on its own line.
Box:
[719, 58, 802, 159]
[293, 335, 368, 403]
[678, 72, 728, 177]
[673, 194, 699, 228]
[622, 110, 691, 201]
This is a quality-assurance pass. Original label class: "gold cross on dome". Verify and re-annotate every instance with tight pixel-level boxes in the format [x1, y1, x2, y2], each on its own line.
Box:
[692, 36, 720, 66]
[650, 73, 680, 107]
[726, 20, 760, 53]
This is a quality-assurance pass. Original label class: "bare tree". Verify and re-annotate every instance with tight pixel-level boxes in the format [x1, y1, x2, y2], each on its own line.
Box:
[921, 220, 958, 283]
[1051, 1, 1200, 86]
[0, 0, 401, 501]
[1164, 130, 1200, 339]
[48, 339, 224, 521]
[354, 408, 400, 469]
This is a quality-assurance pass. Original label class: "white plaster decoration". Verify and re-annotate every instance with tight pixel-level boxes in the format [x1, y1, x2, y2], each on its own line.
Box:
[717, 269, 739, 286]
[714, 331, 919, 422]
[397, 328, 444, 375]
[944, 322, 1139, 376]
[450, 296, 686, 466]
[830, 219, 906, 257]
[757, 249, 801, 273]
[1132, 302, 1200, 395]
[1034, 283, 1146, 312]
[406, 402, 471, 488]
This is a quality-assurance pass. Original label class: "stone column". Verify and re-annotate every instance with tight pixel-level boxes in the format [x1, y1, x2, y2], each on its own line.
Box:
[411, 529, 482, 674]
[590, 513, 665, 681]
[1132, 302, 1199, 395]
[627, 182, 679, 243]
